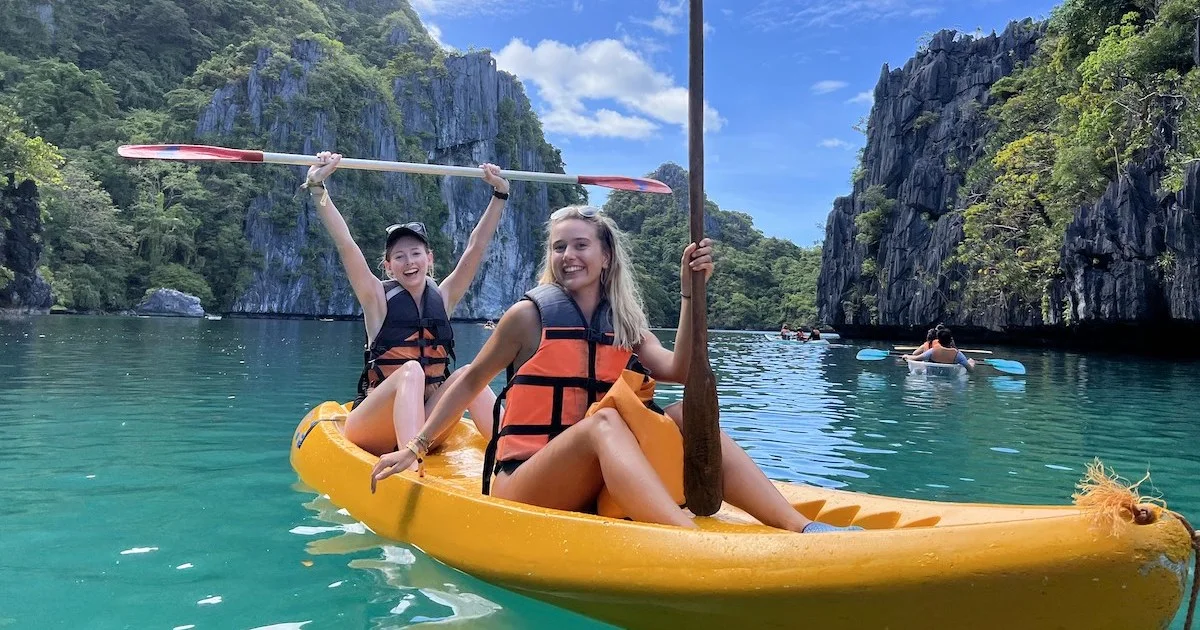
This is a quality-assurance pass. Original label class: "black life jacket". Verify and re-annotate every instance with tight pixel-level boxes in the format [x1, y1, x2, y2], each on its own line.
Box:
[356, 277, 455, 401]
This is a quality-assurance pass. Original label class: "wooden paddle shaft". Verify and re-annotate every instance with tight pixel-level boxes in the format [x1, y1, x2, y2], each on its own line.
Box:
[682, 0, 723, 516]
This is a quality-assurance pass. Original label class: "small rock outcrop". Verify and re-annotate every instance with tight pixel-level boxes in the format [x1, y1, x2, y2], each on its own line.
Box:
[135, 289, 205, 317]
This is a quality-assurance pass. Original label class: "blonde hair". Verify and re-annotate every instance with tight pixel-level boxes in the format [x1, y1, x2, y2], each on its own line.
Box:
[538, 206, 648, 348]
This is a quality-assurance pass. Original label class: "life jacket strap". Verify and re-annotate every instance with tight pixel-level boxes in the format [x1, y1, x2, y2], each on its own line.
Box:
[543, 328, 615, 344]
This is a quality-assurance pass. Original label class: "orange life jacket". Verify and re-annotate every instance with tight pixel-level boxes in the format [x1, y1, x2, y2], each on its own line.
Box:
[356, 278, 454, 401]
[482, 283, 658, 494]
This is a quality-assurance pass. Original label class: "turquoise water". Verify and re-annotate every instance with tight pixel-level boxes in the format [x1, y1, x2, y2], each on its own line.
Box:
[1, 316, 1196, 629]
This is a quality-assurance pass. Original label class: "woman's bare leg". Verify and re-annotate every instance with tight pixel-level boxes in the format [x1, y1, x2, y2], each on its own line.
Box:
[343, 362, 426, 457]
[664, 403, 812, 532]
[493, 408, 695, 528]
[422, 364, 497, 445]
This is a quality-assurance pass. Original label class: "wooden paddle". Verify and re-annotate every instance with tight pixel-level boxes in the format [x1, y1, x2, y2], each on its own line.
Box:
[681, 0, 723, 516]
[895, 346, 993, 355]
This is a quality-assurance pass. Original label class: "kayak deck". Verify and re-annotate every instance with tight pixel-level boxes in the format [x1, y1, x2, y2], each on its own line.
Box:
[291, 401, 1192, 629]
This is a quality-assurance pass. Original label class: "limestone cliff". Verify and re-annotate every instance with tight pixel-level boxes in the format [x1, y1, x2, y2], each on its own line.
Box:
[194, 32, 574, 319]
[818, 23, 1045, 334]
[817, 17, 1200, 347]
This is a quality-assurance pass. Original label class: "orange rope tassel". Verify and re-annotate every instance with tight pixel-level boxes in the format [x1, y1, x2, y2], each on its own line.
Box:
[1072, 459, 1197, 629]
[1071, 458, 1163, 533]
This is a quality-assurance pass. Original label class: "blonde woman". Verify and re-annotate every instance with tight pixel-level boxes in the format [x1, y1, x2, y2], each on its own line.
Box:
[304, 151, 506, 458]
[371, 205, 861, 533]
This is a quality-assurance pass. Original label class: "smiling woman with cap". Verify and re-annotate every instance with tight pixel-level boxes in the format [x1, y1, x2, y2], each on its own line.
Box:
[303, 150, 510, 462]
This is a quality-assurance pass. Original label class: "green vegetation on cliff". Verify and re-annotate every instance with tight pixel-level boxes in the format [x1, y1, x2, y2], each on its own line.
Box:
[0, 0, 575, 312]
[952, 0, 1200, 317]
[604, 165, 822, 330]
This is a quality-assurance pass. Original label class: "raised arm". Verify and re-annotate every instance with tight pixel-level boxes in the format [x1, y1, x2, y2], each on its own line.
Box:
[306, 152, 386, 332]
[370, 300, 537, 488]
[438, 164, 510, 313]
[636, 238, 714, 384]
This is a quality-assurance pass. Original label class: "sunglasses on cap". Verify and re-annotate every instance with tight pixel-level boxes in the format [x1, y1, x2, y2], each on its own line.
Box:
[550, 206, 602, 220]
[386, 221, 427, 236]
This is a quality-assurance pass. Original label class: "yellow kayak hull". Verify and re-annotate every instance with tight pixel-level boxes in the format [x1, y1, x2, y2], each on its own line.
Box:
[290, 401, 1192, 629]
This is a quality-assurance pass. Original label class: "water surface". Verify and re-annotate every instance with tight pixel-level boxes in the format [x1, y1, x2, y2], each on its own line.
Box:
[1, 316, 1195, 628]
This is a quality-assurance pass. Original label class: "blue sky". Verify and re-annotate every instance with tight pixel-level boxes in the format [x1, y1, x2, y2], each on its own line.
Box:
[411, 0, 1059, 246]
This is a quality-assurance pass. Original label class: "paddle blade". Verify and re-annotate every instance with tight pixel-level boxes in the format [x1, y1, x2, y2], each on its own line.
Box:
[118, 144, 264, 162]
[578, 175, 672, 194]
[984, 358, 1027, 375]
[856, 349, 891, 361]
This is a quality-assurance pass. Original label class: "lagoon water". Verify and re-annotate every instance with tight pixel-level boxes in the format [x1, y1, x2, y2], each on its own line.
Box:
[1, 316, 1197, 629]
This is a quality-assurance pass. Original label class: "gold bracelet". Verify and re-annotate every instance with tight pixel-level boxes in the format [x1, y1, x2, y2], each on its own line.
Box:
[404, 437, 428, 477]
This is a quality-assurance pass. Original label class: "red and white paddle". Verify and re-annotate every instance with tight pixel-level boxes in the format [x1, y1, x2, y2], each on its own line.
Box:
[117, 144, 672, 194]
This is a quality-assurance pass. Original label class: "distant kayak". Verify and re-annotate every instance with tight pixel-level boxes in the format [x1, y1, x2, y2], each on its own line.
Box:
[762, 334, 830, 344]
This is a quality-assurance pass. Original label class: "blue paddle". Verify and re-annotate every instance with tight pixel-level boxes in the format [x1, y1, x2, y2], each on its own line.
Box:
[980, 358, 1026, 375]
[855, 348, 1027, 375]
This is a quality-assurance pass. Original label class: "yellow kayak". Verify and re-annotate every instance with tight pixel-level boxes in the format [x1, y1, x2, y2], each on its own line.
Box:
[290, 401, 1194, 629]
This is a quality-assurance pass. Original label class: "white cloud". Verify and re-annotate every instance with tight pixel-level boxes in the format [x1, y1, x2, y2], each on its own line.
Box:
[704, 21, 715, 36]
[847, 90, 873, 104]
[658, 0, 686, 16]
[819, 138, 853, 149]
[495, 38, 724, 139]
[615, 22, 669, 56]
[543, 109, 660, 139]
[636, 14, 679, 35]
[811, 80, 848, 95]
[424, 22, 454, 50]
[910, 6, 940, 17]
[721, 8, 734, 16]
[573, 0, 583, 11]
[746, 0, 940, 30]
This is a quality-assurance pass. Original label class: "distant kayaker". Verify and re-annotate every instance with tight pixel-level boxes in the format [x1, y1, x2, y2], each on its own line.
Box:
[780, 324, 792, 340]
[906, 324, 945, 356]
[905, 327, 975, 371]
[372, 205, 861, 533]
[809, 327, 821, 341]
[303, 151, 505, 457]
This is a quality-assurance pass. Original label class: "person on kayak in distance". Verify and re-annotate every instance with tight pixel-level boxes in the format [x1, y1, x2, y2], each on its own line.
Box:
[779, 323, 792, 340]
[303, 151, 506, 456]
[905, 324, 945, 357]
[904, 327, 975, 371]
[371, 205, 862, 533]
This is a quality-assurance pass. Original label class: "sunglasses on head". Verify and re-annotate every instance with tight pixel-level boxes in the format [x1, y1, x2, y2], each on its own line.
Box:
[386, 222, 427, 235]
[550, 206, 602, 221]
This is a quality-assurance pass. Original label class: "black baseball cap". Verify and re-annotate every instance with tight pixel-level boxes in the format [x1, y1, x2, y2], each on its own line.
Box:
[385, 222, 429, 249]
